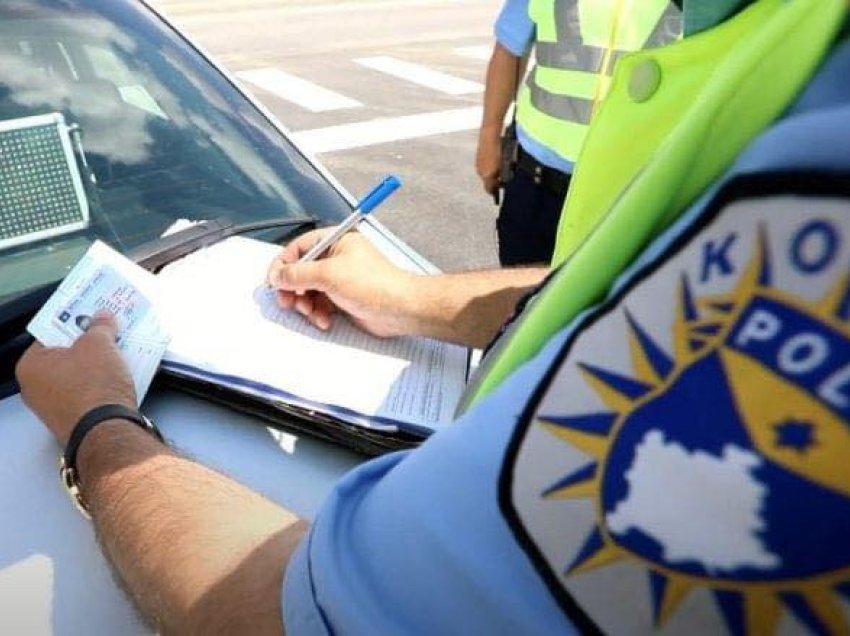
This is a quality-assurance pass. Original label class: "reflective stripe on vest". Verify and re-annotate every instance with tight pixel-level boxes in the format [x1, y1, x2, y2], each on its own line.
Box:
[517, 0, 682, 162]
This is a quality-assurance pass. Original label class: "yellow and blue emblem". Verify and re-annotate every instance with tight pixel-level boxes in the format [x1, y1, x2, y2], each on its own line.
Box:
[502, 192, 850, 634]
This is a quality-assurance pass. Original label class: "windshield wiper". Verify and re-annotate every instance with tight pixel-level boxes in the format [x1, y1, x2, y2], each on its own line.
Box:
[130, 216, 318, 272]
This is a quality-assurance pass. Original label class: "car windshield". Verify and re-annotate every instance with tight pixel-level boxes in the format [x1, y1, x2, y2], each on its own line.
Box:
[0, 0, 351, 307]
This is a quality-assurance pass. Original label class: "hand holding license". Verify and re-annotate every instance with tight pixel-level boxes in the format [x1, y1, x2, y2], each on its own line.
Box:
[28, 242, 170, 401]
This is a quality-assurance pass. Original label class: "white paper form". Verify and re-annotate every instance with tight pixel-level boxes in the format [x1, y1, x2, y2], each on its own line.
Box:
[27, 241, 171, 402]
[157, 237, 468, 430]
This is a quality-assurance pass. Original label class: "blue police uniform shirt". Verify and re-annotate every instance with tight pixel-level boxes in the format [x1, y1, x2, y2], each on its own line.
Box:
[493, 0, 576, 176]
[283, 39, 850, 635]
[494, 0, 534, 57]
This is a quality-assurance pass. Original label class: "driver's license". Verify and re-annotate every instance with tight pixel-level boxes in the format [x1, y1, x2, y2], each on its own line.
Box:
[54, 264, 152, 342]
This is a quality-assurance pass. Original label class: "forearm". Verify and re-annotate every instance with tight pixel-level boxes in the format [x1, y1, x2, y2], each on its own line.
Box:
[402, 266, 549, 349]
[480, 43, 522, 141]
[78, 421, 305, 635]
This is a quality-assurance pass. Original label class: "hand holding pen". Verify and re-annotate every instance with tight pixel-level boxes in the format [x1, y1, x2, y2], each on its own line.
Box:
[267, 174, 408, 334]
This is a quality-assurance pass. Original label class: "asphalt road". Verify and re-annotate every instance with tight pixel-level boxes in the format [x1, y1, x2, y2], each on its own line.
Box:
[153, 0, 502, 271]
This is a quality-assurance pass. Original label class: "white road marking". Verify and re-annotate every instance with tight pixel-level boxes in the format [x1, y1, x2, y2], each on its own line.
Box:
[293, 106, 483, 154]
[354, 56, 483, 95]
[453, 45, 491, 61]
[162, 0, 473, 19]
[237, 68, 362, 113]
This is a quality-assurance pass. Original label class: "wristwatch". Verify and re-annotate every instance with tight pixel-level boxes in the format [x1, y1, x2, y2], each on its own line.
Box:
[60, 404, 164, 519]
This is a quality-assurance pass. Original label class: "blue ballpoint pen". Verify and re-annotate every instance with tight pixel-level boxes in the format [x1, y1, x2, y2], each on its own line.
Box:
[299, 175, 402, 263]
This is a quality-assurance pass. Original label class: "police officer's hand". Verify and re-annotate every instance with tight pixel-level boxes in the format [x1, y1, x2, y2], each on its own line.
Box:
[267, 229, 421, 337]
[476, 127, 501, 196]
[16, 312, 136, 445]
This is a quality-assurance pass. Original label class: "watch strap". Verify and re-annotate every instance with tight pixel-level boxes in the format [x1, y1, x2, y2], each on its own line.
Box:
[60, 404, 163, 518]
[64, 404, 160, 471]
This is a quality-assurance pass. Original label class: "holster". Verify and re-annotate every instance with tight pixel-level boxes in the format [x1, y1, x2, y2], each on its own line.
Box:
[499, 121, 518, 187]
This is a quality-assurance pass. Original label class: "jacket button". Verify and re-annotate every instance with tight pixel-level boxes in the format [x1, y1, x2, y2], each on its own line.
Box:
[629, 58, 662, 103]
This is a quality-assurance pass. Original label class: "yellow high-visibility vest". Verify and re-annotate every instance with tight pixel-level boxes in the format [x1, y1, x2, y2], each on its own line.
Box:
[459, 0, 847, 413]
[518, 0, 682, 164]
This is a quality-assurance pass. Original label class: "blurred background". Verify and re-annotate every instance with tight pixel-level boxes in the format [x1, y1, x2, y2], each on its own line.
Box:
[152, 0, 502, 271]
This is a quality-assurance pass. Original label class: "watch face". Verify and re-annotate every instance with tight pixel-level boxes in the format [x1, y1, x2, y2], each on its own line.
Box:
[59, 459, 91, 519]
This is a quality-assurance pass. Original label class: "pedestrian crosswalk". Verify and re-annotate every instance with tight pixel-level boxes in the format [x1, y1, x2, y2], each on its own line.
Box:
[453, 45, 492, 61]
[234, 46, 491, 155]
[237, 68, 362, 113]
[292, 106, 483, 154]
[353, 56, 483, 95]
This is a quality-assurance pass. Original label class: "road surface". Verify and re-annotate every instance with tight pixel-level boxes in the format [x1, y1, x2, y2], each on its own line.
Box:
[154, 0, 503, 271]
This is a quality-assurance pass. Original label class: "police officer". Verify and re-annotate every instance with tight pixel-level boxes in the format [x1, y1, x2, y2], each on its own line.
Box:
[17, 0, 850, 633]
[477, 0, 682, 265]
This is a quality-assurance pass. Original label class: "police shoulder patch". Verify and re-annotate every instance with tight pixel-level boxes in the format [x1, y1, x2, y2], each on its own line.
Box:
[500, 174, 850, 635]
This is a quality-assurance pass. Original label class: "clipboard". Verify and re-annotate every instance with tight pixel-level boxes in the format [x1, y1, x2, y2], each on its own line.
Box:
[154, 237, 471, 448]
[157, 369, 427, 456]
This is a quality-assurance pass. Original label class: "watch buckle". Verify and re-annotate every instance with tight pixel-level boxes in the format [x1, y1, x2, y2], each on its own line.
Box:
[59, 457, 92, 520]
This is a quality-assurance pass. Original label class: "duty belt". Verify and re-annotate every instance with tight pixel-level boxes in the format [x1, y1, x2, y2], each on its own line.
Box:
[515, 146, 572, 197]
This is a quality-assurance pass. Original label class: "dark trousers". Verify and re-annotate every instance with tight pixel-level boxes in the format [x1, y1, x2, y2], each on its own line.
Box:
[496, 169, 569, 266]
